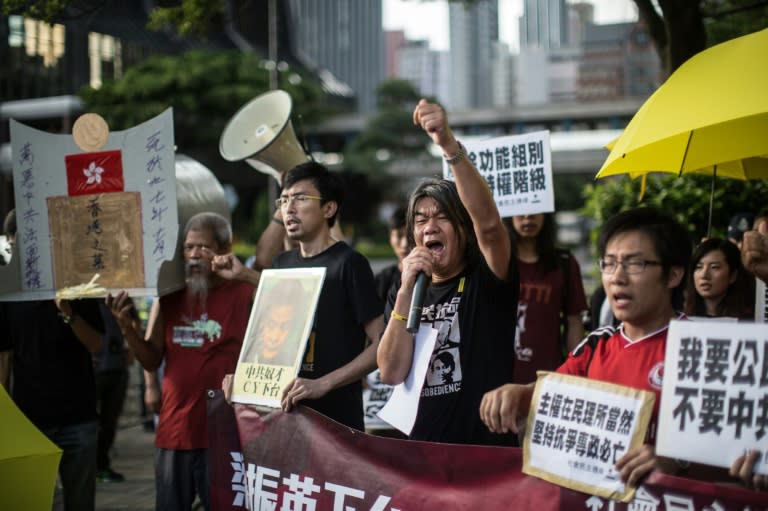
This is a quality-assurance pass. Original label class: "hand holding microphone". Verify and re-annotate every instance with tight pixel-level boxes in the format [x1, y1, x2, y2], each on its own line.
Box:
[406, 272, 429, 333]
[401, 248, 433, 334]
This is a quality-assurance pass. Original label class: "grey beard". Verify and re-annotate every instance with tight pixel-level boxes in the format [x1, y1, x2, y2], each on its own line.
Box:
[185, 261, 210, 307]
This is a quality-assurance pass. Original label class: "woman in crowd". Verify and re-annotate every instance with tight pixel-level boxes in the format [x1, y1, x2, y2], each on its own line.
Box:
[684, 238, 754, 320]
[505, 213, 587, 384]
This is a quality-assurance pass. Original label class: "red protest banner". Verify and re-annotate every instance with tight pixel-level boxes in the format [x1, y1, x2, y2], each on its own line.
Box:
[207, 391, 768, 511]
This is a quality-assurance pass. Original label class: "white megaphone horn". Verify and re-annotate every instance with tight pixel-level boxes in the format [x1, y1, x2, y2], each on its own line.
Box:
[219, 90, 310, 183]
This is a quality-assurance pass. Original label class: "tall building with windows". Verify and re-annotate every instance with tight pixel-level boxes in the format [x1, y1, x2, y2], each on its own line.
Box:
[289, 0, 385, 112]
[519, 0, 568, 50]
[395, 40, 450, 105]
[578, 22, 661, 101]
[448, 0, 499, 110]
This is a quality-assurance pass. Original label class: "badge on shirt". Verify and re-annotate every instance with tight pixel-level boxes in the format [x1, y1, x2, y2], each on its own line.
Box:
[173, 325, 205, 348]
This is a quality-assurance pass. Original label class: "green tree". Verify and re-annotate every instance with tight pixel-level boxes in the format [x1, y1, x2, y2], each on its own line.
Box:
[343, 79, 432, 177]
[80, 49, 331, 149]
[582, 174, 768, 248]
[637, 0, 768, 76]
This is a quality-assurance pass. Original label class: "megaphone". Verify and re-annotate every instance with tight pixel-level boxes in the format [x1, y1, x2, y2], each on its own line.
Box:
[219, 90, 310, 183]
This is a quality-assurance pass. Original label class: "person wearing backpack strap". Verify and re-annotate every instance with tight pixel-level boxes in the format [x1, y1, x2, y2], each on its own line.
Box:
[506, 213, 588, 385]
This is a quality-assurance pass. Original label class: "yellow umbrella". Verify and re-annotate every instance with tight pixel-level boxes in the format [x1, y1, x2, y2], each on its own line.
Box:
[596, 27, 768, 233]
[0, 385, 62, 510]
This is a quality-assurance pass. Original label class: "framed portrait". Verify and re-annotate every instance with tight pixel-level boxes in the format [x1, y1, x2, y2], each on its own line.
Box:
[231, 268, 326, 407]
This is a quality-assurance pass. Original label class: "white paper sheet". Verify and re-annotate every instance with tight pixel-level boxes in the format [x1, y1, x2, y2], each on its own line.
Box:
[377, 326, 438, 435]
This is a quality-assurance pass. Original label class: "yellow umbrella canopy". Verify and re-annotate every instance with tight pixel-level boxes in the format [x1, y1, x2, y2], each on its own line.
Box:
[0, 386, 62, 510]
[597, 28, 768, 180]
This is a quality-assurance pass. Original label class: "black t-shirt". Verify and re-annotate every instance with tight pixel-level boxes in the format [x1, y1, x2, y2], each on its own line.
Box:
[273, 242, 383, 430]
[375, 263, 400, 302]
[386, 256, 519, 446]
[0, 299, 103, 428]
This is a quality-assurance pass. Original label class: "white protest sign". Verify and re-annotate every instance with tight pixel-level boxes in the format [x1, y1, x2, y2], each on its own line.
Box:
[523, 371, 655, 503]
[1, 109, 177, 300]
[657, 320, 768, 474]
[442, 131, 554, 217]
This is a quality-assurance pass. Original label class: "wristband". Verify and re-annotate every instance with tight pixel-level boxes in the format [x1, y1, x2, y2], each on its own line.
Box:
[390, 310, 408, 323]
[272, 217, 284, 226]
[444, 141, 467, 165]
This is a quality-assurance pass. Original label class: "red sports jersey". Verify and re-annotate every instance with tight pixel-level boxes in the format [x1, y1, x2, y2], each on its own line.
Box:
[557, 318, 684, 442]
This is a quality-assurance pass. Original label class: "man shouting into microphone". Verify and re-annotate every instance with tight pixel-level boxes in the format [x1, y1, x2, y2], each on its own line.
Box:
[377, 100, 520, 446]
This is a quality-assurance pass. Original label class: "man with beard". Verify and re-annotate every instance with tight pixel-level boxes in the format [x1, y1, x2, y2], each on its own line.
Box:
[107, 211, 279, 511]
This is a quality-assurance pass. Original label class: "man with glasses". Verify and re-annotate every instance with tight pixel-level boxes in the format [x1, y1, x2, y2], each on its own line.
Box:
[480, 207, 692, 487]
[271, 161, 385, 431]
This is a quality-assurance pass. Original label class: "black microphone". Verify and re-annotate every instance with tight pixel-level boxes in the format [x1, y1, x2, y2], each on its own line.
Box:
[406, 272, 429, 333]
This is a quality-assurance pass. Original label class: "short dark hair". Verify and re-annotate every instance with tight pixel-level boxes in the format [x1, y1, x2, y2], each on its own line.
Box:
[598, 207, 691, 310]
[3, 209, 16, 237]
[284, 161, 344, 227]
[406, 178, 479, 266]
[388, 205, 407, 231]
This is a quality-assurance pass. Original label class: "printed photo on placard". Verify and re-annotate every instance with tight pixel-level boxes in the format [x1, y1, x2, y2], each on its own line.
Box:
[232, 268, 326, 407]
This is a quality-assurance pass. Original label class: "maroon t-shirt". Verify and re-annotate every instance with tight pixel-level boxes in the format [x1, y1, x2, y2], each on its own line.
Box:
[513, 255, 587, 384]
[156, 280, 254, 449]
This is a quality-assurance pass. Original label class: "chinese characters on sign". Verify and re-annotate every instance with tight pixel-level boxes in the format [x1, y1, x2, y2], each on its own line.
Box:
[658, 320, 768, 474]
[442, 131, 554, 217]
[228, 455, 401, 511]
[232, 268, 326, 407]
[17, 141, 42, 289]
[145, 131, 170, 264]
[5, 109, 177, 300]
[47, 192, 144, 290]
[523, 372, 655, 502]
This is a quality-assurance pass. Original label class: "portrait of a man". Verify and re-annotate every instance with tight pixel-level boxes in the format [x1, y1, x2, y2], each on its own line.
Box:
[241, 277, 313, 367]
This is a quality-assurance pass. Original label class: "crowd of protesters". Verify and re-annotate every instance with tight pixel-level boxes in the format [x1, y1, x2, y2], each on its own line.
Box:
[2, 101, 767, 511]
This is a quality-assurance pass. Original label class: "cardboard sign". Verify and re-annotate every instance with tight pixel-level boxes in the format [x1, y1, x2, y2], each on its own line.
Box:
[47, 192, 144, 290]
[232, 268, 326, 407]
[657, 320, 768, 474]
[2, 109, 177, 300]
[443, 131, 554, 217]
[523, 371, 655, 502]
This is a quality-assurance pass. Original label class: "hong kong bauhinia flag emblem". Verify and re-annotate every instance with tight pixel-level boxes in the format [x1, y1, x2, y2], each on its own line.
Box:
[65, 150, 124, 196]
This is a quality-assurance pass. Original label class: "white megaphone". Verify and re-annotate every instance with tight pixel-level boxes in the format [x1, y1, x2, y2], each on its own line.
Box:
[219, 90, 310, 183]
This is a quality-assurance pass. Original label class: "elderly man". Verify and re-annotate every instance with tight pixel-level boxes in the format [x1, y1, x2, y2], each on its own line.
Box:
[376, 100, 519, 446]
[107, 212, 278, 511]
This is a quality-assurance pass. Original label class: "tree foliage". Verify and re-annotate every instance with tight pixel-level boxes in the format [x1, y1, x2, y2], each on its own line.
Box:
[343, 79, 431, 177]
[80, 49, 332, 149]
[582, 174, 768, 248]
[637, 0, 768, 76]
